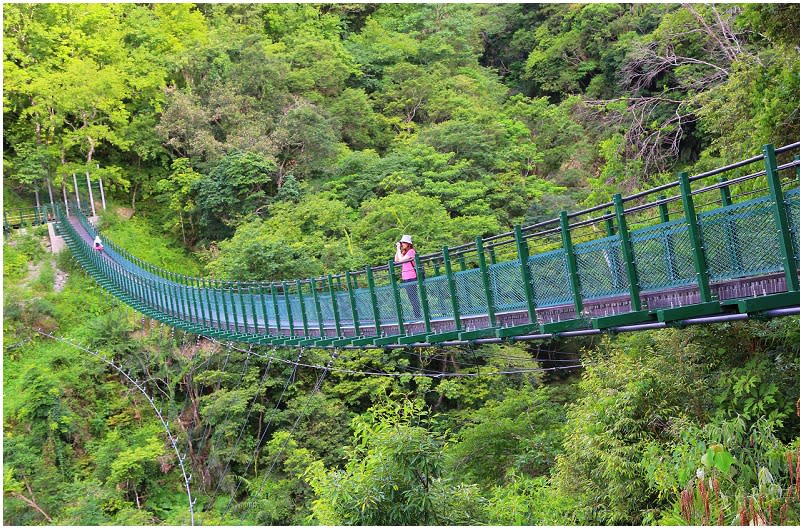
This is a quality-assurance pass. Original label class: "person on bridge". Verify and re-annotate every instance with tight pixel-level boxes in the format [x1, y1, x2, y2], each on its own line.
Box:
[94, 235, 104, 252]
[395, 234, 421, 319]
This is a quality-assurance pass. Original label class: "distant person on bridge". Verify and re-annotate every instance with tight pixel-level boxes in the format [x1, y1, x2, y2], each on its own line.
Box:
[94, 235, 104, 252]
[395, 234, 421, 319]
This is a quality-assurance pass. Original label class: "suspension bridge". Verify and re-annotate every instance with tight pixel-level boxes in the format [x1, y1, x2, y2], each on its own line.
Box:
[46, 142, 800, 349]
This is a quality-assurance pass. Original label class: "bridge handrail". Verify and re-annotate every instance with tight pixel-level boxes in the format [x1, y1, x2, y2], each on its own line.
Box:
[64, 142, 799, 294]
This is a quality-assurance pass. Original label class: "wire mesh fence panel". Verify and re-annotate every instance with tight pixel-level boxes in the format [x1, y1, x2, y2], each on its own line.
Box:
[373, 284, 399, 326]
[631, 219, 695, 291]
[397, 280, 421, 322]
[782, 187, 800, 262]
[489, 259, 526, 313]
[336, 290, 354, 326]
[453, 267, 488, 317]
[316, 293, 336, 327]
[699, 195, 782, 281]
[528, 249, 572, 307]
[574, 234, 628, 300]
[424, 274, 454, 320]
[353, 288, 376, 326]
[288, 293, 304, 329]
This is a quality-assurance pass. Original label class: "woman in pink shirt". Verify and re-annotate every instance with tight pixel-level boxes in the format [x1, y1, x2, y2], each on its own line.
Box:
[394, 234, 421, 319]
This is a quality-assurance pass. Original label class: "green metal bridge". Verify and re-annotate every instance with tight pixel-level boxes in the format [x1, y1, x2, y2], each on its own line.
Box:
[55, 143, 800, 349]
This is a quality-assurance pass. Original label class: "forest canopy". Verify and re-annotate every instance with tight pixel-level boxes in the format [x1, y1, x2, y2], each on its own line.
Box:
[3, 3, 800, 526]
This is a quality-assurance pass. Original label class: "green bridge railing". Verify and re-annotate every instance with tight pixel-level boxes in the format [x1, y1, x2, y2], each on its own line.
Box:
[57, 143, 800, 348]
[3, 205, 56, 233]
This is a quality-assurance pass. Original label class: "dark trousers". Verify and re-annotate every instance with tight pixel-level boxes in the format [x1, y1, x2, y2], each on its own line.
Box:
[401, 279, 422, 319]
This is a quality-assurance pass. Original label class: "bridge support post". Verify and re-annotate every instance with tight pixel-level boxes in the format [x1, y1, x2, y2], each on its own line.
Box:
[62, 183, 70, 215]
[459, 236, 498, 340]
[210, 280, 222, 332]
[296, 279, 310, 338]
[765, 143, 799, 292]
[85, 172, 96, 217]
[614, 194, 642, 312]
[443, 246, 462, 332]
[656, 172, 721, 322]
[72, 173, 81, 210]
[271, 283, 282, 336]
[387, 261, 405, 337]
[497, 225, 540, 338]
[593, 195, 657, 329]
[327, 274, 343, 338]
[605, 210, 624, 290]
[309, 277, 325, 339]
[414, 253, 432, 335]
[560, 210, 583, 317]
[282, 281, 296, 338]
[249, 284, 259, 333]
[346, 271, 361, 337]
[228, 282, 239, 333]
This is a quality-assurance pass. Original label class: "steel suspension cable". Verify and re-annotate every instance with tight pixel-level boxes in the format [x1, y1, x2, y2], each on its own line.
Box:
[204, 347, 279, 510]
[235, 349, 340, 522]
[34, 329, 196, 526]
[216, 348, 304, 515]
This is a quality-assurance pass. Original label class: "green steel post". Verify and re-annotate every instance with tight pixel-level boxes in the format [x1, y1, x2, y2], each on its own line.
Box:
[679, 172, 713, 302]
[718, 177, 733, 207]
[310, 277, 325, 338]
[613, 194, 642, 312]
[346, 271, 361, 336]
[658, 195, 670, 223]
[237, 283, 248, 333]
[173, 281, 183, 320]
[605, 211, 615, 236]
[229, 283, 240, 333]
[442, 247, 462, 331]
[475, 236, 497, 327]
[387, 260, 406, 335]
[181, 275, 193, 322]
[282, 281, 296, 337]
[167, 274, 178, 317]
[220, 281, 231, 331]
[604, 210, 623, 290]
[458, 254, 467, 271]
[488, 247, 497, 265]
[194, 277, 204, 325]
[210, 279, 221, 329]
[336, 275, 344, 291]
[185, 276, 197, 323]
[158, 277, 169, 316]
[366, 267, 382, 336]
[414, 254, 432, 333]
[433, 261, 441, 276]
[249, 285, 259, 333]
[327, 274, 343, 337]
[271, 283, 282, 335]
[260, 284, 270, 334]
[560, 211, 584, 316]
[296, 279, 310, 337]
[514, 225, 537, 324]
[764, 144, 799, 291]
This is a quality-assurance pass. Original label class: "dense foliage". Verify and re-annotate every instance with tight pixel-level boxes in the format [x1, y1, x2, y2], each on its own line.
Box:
[4, 3, 800, 526]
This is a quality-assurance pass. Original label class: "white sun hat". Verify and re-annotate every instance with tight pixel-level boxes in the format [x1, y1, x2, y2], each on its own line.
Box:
[399, 234, 413, 244]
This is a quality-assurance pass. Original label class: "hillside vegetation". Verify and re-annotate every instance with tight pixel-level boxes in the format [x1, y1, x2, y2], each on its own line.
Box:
[4, 4, 800, 525]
